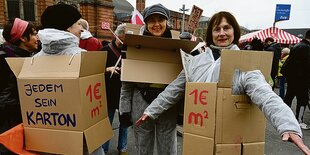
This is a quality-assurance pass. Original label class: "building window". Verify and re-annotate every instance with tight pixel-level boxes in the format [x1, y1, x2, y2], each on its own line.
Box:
[24, 0, 35, 21]
[6, 0, 35, 21]
[7, 0, 20, 20]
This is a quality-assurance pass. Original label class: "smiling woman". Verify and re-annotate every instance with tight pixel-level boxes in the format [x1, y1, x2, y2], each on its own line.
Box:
[135, 11, 310, 155]
[141, 3, 172, 38]
[145, 14, 167, 37]
[119, 3, 179, 155]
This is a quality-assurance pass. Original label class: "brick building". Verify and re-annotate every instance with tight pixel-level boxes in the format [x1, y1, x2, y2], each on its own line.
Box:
[0, 0, 115, 40]
[0, 0, 191, 40]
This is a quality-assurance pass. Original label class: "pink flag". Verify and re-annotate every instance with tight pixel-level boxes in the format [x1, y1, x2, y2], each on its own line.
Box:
[131, 9, 144, 25]
[101, 22, 111, 30]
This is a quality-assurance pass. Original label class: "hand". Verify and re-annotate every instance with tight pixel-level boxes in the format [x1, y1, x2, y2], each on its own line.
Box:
[135, 114, 149, 126]
[282, 132, 310, 155]
[106, 67, 120, 75]
[119, 112, 132, 127]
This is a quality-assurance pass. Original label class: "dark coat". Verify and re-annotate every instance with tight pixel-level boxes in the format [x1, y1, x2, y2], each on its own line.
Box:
[285, 39, 310, 86]
[0, 43, 30, 152]
[102, 40, 125, 110]
[264, 42, 282, 80]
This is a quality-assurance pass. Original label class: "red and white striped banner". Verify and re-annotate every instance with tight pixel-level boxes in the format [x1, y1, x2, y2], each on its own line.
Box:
[240, 27, 301, 44]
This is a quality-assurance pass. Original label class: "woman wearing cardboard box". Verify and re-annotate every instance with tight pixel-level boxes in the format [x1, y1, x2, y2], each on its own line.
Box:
[119, 3, 179, 155]
[135, 11, 310, 154]
[33, 3, 105, 155]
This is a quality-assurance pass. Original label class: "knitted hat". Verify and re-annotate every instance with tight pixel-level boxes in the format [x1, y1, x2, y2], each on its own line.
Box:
[143, 3, 170, 22]
[41, 4, 81, 31]
[179, 32, 192, 40]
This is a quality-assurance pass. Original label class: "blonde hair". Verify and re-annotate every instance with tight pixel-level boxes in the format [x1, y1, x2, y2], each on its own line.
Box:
[79, 19, 89, 31]
[282, 47, 290, 54]
[114, 23, 126, 36]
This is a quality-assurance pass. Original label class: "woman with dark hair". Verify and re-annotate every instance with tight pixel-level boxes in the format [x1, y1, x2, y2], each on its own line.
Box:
[135, 11, 310, 154]
[119, 3, 178, 155]
[0, 18, 38, 155]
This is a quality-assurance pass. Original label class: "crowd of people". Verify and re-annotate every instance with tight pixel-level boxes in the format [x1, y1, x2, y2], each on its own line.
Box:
[243, 30, 310, 130]
[0, 2, 310, 155]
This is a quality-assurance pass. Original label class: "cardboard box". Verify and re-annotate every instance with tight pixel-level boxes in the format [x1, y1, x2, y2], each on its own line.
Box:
[183, 133, 214, 155]
[121, 34, 198, 84]
[183, 50, 273, 155]
[124, 23, 142, 35]
[215, 88, 265, 144]
[216, 142, 265, 155]
[24, 118, 112, 155]
[219, 50, 273, 88]
[6, 52, 113, 154]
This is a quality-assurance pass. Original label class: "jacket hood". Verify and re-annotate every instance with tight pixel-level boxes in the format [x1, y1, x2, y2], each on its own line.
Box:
[80, 30, 93, 40]
[270, 42, 281, 50]
[38, 28, 80, 55]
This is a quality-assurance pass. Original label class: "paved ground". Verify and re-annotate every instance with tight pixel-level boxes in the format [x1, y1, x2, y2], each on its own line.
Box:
[106, 89, 310, 155]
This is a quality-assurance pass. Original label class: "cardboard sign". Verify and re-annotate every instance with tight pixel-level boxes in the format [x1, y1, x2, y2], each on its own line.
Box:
[183, 82, 217, 138]
[187, 5, 203, 32]
[13, 52, 108, 130]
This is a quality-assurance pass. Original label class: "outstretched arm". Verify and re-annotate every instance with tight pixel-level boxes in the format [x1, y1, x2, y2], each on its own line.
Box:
[235, 70, 309, 153]
[136, 70, 186, 125]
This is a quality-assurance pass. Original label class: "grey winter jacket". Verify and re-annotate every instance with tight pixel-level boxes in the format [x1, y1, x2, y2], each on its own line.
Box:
[34, 29, 85, 57]
[143, 45, 302, 137]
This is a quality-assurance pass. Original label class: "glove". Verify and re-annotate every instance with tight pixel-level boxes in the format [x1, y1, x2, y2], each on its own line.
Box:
[119, 112, 133, 128]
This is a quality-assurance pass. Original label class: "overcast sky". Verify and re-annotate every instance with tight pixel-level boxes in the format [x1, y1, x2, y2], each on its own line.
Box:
[127, 0, 310, 30]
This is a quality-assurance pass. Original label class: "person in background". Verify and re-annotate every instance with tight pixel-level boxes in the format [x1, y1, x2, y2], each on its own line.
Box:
[33, 3, 104, 155]
[102, 23, 128, 155]
[179, 32, 200, 56]
[119, 4, 178, 155]
[250, 37, 264, 51]
[79, 19, 103, 51]
[102, 40, 110, 47]
[264, 37, 281, 89]
[0, 18, 38, 155]
[283, 30, 310, 130]
[34, 4, 84, 57]
[277, 47, 290, 98]
[135, 11, 310, 155]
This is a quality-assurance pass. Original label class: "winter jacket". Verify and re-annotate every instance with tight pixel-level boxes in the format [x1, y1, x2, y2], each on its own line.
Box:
[79, 30, 102, 51]
[0, 43, 31, 152]
[0, 43, 31, 108]
[284, 39, 310, 86]
[34, 29, 85, 57]
[141, 45, 302, 137]
[103, 40, 124, 110]
[264, 42, 281, 80]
